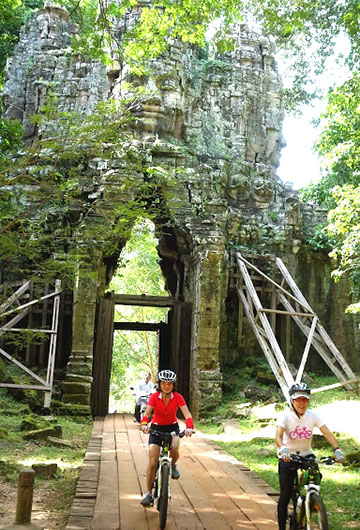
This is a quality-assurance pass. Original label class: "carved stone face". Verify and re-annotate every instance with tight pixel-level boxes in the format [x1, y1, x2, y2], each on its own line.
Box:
[128, 66, 185, 139]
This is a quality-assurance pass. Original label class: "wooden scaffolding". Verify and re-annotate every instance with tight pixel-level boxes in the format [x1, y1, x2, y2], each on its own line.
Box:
[230, 252, 358, 400]
[0, 279, 61, 407]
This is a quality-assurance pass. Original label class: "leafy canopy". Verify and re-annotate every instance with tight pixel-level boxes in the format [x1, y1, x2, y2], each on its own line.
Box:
[327, 185, 360, 313]
[0, 94, 172, 286]
[301, 73, 360, 312]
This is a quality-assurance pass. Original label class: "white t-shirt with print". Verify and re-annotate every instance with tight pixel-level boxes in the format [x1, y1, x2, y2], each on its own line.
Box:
[276, 408, 325, 456]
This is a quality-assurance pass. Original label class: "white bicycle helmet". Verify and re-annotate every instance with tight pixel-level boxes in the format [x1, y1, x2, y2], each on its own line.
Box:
[158, 369, 177, 382]
[289, 382, 311, 399]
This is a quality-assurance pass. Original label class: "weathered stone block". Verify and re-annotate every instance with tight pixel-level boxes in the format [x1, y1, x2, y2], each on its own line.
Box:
[32, 462, 58, 477]
[22, 425, 62, 440]
[62, 393, 90, 406]
[62, 382, 91, 395]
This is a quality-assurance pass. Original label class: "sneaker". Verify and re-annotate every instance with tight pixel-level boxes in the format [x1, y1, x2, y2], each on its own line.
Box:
[140, 492, 154, 507]
[171, 465, 180, 479]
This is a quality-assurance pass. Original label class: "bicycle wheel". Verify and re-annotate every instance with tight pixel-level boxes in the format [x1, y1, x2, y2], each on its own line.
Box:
[305, 492, 328, 530]
[158, 463, 170, 530]
[287, 497, 299, 530]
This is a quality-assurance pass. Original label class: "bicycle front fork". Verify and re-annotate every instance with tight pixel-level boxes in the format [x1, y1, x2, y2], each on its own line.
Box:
[156, 455, 172, 499]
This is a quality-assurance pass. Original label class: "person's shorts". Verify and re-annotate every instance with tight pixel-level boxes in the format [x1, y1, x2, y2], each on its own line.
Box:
[149, 423, 180, 446]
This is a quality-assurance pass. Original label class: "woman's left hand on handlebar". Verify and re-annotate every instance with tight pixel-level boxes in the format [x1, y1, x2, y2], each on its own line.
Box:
[185, 428, 193, 437]
[140, 423, 150, 434]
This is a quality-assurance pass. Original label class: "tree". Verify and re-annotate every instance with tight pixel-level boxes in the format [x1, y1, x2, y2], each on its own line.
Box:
[301, 74, 360, 313]
[0, 0, 43, 84]
[0, 95, 174, 287]
[326, 185, 360, 314]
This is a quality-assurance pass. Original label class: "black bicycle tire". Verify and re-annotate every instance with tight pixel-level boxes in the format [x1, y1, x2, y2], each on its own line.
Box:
[159, 463, 170, 530]
[306, 491, 328, 530]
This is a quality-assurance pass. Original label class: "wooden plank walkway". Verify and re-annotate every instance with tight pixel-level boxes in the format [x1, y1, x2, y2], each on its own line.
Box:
[66, 413, 278, 530]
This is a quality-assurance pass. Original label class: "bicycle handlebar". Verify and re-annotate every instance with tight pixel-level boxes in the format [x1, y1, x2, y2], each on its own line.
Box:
[290, 453, 335, 467]
[150, 428, 194, 439]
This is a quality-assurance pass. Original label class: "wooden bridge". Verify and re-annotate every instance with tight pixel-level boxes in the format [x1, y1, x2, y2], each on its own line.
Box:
[65, 413, 278, 530]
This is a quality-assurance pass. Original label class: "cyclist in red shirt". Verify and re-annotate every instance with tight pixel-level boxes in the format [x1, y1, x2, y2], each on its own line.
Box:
[139, 369, 194, 507]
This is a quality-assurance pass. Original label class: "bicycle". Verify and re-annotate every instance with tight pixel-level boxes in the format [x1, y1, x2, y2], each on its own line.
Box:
[287, 453, 335, 530]
[150, 429, 188, 530]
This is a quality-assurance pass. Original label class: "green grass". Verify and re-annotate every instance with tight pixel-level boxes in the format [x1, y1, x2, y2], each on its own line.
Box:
[0, 389, 93, 525]
[198, 373, 360, 530]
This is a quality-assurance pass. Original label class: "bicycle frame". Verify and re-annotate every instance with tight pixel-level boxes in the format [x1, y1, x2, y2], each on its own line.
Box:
[156, 435, 173, 500]
[152, 430, 186, 500]
[151, 429, 186, 530]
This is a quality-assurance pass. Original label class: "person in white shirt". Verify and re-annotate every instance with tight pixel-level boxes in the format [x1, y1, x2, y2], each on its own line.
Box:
[275, 382, 345, 530]
[133, 373, 155, 422]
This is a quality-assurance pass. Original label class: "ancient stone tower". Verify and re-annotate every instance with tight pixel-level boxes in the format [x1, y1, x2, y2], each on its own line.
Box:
[3, 3, 359, 416]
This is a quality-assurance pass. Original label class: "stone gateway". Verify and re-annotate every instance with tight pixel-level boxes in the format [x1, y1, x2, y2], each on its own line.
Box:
[2, 2, 359, 417]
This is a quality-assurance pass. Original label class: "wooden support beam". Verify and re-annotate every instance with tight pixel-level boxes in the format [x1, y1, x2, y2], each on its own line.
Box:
[0, 347, 47, 386]
[0, 308, 29, 337]
[296, 316, 318, 383]
[233, 252, 356, 399]
[0, 290, 60, 319]
[236, 253, 312, 313]
[277, 292, 354, 389]
[236, 256, 294, 388]
[114, 322, 165, 331]
[112, 294, 175, 307]
[0, 383, 51, 390]
[259, 308, 313, 318]
[311, 378, 359, 394]
[0, 327, 57, 334]
[0, 280, 31, 315]
[236, 286, 290, 394]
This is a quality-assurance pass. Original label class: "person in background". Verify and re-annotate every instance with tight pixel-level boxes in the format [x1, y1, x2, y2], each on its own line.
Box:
[133, 372, 155, 423]
[139, 369, 194, 507]
[275, 382, 345, 530]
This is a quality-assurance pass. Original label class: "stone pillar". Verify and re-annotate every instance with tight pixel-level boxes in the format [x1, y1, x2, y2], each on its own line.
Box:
[62, 254, 102, 409]
[190, 249, 225, 418]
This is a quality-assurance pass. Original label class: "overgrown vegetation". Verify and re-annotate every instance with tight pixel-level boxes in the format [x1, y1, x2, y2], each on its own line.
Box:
[198, 368, 360, 530]
[0, 95, 177, 286]
[0, 389, 92, 526]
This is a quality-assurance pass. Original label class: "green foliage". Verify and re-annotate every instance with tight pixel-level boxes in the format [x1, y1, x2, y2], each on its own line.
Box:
[305, 224, 336, 251]
[302, 73, 360, 207]
[0, 102, 23, 158]
[0, 389, 92, 509]
[326, 184, 360, 308]
[301, 74, 360, 312]
[217, 434, 360, 529]
[0, 0, 43, 84]
[68, 0, 244, 74]
[0, 94, 174, 286]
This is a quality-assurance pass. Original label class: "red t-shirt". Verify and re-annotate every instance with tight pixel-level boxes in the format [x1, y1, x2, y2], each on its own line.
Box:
[147, 391, 186, 425]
